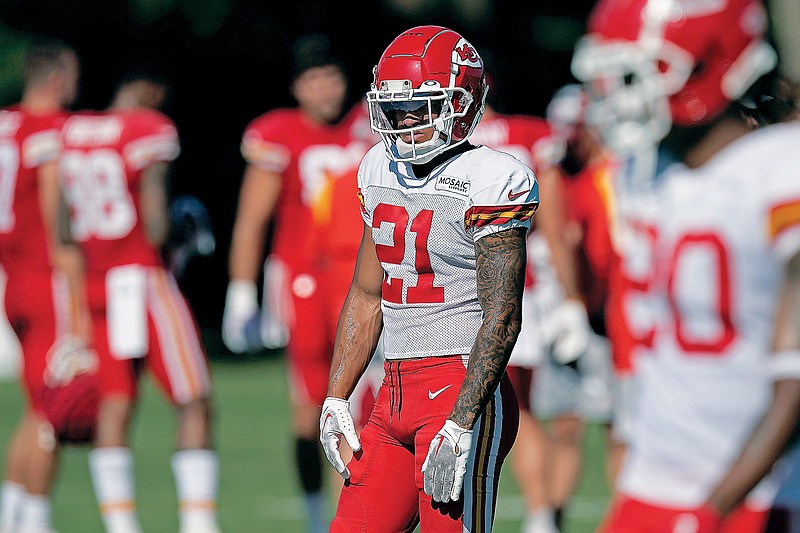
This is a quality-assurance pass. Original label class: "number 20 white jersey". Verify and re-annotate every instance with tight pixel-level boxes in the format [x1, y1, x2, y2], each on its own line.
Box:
[617, 122, 800, 507]
[357, 143, 539, 361]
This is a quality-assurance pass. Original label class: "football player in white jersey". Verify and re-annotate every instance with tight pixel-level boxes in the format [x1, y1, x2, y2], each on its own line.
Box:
[571, 0, 800, 531]
[318, 26, 537, 532]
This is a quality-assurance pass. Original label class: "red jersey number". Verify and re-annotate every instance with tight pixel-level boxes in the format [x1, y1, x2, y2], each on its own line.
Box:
[667, 233, 735, 354]
[372, 203, 445, 304]
[619, 226, 736, 357]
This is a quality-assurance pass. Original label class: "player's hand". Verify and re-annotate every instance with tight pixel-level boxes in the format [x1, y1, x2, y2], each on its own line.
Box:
[551, 298, 591, 365]
[222, 280, 262, 353]
[320, 397, 361, 480]
[671, 503, 722, 533]
[422, 419, 473, 503]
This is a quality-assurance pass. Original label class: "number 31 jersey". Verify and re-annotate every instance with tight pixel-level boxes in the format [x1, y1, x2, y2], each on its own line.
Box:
[357, 143, 539, 361]
[60, 109, 179, 273]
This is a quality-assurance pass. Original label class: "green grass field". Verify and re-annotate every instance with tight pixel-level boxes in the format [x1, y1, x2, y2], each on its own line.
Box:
[0, 348, 612, 532]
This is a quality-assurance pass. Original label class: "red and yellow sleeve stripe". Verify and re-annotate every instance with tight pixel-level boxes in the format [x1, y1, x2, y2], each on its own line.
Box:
[464, 202, 539, 229]
[357, 188, 367, 216]
[768, 198, 800, 241]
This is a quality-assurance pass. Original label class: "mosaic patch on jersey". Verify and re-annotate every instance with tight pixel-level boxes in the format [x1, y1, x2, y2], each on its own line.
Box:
[434, 175, 470, 195]
[464, 202, 539, 229]
[769, 198, 800, 240]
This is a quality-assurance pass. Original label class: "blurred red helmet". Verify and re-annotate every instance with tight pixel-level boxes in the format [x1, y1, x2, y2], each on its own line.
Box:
[41, 335, 100, 444]
[42, 371, 99, 444]
[571, 0, 776, 155]
[367, 25, 487, 163]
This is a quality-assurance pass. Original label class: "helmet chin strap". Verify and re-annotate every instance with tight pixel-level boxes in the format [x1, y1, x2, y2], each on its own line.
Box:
[392, 115, 454, 163]
[394, 136, 444, 164]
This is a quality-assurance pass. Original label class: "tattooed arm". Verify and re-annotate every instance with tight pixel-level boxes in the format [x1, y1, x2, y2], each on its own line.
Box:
[706, 250, 800, 515]
[327, 223, 385, 400]
[448, 227, 527, 429]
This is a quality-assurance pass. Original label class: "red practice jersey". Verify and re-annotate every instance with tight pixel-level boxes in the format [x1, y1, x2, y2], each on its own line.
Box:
[561, 155, 619, 318]
[0, 106, 67, 274]
[60, 108, 179, 273]
[240, 104, 375, 269]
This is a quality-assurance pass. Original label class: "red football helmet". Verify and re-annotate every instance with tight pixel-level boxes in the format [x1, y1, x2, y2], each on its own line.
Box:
[571, 0, 777, 155]
[367, 25, 488, 163]
[41, 335, 100, 444]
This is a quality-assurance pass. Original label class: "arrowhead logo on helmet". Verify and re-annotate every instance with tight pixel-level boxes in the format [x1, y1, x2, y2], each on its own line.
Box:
[454, 42, 481, 65]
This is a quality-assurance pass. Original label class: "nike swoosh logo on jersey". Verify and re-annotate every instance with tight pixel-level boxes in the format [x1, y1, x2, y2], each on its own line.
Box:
[508, 188, 531, 201]
[428, 384, 452, 400]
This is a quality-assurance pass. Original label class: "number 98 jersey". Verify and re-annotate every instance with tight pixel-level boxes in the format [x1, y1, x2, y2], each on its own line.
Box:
[357, 143, 539, 361]
[60, 109, 179, 272]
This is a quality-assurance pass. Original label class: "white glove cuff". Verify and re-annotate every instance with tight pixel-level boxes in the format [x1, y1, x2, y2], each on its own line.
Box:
[226, 280, 258, 313]
[770, 351, 800, 380]
[443, 420, 472, 454]
[561, 297, 588, 317]
[323, 397, 350, 408]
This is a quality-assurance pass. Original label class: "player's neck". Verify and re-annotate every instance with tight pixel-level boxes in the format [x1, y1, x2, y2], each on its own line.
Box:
[682, 117, 753, 169]
[411, 142, 475, 178]
[20, 87, 62, 115]
[109, 92, 141, 111]
[302, 107, 345, 128]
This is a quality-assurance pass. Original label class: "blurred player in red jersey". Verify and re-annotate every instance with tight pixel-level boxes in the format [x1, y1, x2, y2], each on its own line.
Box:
[0, 39, 88, 533]
[469, 67, 597, 533]
[60, 69, 221, 533]
[320, 25, 532, 532]
[223, 34, 376, 531]
[571, 0, 800, 530]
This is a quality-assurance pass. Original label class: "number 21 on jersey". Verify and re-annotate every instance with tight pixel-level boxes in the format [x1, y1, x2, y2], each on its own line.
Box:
[373, 203, 445, 305]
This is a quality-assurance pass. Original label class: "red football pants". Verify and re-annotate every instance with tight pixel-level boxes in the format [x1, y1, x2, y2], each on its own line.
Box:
[284, 258, 353, 406]
[4, 269, 70, 411]
[599, 494, 768, 533]
[88, 266, 211, 405]
[331, 356, 519, 532]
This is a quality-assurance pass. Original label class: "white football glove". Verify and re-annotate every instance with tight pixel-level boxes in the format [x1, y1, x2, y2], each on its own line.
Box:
[222, 280, 262, 353]
[551, 298, 591, 365]
[320, 397, 362, 480]
[421, 419, 473, 503]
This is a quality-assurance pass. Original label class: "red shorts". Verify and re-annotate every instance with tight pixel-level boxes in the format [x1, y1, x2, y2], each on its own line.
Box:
[506, 365, 533, 411]
[284, 257, 355, 406]
[87, 265, 211, 405]
[4, 269, 71, 411]
[331, 356, 519, 532]
[599, 494, 768, 533]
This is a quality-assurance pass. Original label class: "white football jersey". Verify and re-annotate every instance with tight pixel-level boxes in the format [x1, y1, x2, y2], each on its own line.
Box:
[358, 143, 539, 361]
[617, 122, 800, 507]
